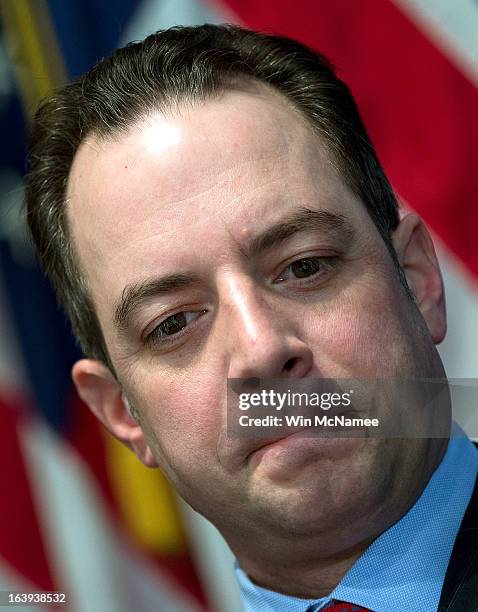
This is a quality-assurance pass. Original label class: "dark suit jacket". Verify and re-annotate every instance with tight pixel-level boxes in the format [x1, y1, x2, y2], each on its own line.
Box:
[438, 444, 478, 611]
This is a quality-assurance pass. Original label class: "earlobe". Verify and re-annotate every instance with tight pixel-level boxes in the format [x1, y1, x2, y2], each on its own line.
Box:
[71, 359, 158, 467]
[392, 213, 446, 344]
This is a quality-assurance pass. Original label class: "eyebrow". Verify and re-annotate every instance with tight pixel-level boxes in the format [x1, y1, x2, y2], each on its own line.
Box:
[113, 207, 355, 335]
[240, 207, 355, 260]
[114, 273, 200, 336]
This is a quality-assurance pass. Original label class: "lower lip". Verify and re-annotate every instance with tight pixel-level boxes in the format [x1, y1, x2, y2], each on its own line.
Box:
[248, 431, 359, 476]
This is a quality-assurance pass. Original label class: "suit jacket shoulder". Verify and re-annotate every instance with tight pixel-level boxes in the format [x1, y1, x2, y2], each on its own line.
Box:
[438, 443, 478, 612]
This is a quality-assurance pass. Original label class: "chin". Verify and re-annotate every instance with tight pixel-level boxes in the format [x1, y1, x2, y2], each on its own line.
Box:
[249, 447, 395, 537]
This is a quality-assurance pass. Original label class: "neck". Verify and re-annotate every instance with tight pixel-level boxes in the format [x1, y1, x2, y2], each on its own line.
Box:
[237, 536, 374, 598]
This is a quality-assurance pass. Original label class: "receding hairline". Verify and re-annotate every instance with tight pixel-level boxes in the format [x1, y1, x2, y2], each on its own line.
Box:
[72, 75, 319, 151]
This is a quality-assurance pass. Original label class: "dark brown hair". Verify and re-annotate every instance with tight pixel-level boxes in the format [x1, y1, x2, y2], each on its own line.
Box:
[26, 24, 401, 367]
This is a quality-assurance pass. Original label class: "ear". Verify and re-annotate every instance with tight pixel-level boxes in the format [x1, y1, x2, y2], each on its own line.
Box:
[71, 359, 158, 467]
[392, 213, 446, 343]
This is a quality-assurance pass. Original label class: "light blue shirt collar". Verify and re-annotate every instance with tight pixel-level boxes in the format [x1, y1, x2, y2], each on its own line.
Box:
[236, 425, 478, 612]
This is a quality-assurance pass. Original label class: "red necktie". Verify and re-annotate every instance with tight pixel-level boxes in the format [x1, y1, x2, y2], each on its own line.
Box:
[322, 602, 371, 611]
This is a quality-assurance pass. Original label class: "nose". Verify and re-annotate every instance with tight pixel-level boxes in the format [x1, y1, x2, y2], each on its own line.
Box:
[220, 275, 314, 380]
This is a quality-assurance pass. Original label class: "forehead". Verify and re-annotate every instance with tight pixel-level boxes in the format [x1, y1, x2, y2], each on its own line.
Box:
[68, 85, 330, 221]
[66, 86, 373, 322]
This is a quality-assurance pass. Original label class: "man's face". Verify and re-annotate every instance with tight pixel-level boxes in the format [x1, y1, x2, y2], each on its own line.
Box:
[68, 86, 447, 559]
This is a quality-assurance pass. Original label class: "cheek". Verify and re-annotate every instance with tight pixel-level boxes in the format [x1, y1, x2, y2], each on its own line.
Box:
[304, 275, 413, 377]
[135, 372, 224, 470]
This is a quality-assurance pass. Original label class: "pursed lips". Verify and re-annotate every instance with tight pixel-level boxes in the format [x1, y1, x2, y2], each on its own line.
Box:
[220, 405, 361, 472]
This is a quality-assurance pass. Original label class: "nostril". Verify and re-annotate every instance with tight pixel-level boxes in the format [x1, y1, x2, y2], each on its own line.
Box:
[284, 357, 297, 372]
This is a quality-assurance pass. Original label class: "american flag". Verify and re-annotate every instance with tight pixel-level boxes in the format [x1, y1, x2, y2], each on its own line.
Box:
[0, 1, 476, 610]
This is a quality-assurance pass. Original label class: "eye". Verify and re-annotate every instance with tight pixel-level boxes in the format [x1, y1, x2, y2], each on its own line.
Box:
[274, 256, 337, 284]
[145, 309, 206, 345]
